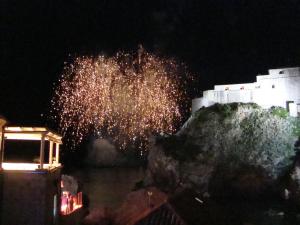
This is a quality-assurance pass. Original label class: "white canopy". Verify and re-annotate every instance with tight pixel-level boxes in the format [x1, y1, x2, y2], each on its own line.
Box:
[4, 126, 62, 144]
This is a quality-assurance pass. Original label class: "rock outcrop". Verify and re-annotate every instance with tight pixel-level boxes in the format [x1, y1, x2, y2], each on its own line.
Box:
[145, 103, 300, 198]
[85, 138, 144, 167]
[86, 139, 122, 167]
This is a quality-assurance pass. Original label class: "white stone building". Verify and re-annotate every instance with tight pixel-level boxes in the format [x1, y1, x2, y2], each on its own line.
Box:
[192, 67, 300, 117]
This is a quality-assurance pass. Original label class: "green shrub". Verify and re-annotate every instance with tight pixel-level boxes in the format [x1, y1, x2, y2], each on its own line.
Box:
[270, 106, 289, 119]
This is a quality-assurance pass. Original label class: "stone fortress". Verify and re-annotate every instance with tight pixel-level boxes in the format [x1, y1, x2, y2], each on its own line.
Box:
[192, 67, 300, 117]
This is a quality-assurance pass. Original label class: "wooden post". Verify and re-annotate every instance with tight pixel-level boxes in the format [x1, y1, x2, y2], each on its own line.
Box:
[39, 134, 46, 169]
[1, 137, 4, 163]
[0, 119, 6, 170]
[55, 143, 60, 164]
[49, 141, 53, 165]
[0, 131, 5, 170]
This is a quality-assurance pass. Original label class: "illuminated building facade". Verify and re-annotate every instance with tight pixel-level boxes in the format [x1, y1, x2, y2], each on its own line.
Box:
[192, 67, 300, 117]
[60, 175, 83, 216]
[0, 123, 63, 225]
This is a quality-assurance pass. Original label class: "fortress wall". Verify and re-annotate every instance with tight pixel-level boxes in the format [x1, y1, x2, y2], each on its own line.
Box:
[226, 90, 252, 103]
[192, 68, 300, 116]
[203, 90, 215, 100]
[214, 82, 256, 91]
[191, 98, 215, 113]
[269, 67, 300, 76]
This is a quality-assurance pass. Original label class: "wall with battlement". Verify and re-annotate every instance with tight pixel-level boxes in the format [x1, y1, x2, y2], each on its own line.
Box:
[192, 67, 300, 116]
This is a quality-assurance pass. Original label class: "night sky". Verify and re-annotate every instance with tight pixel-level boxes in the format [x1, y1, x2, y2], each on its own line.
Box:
[2, 0, 300, 126]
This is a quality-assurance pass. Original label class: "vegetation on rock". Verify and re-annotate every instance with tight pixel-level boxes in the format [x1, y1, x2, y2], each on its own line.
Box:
[145, 103, 300, 198]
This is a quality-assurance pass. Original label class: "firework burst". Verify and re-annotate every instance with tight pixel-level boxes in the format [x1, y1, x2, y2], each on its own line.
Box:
[52, 49, 189, 150]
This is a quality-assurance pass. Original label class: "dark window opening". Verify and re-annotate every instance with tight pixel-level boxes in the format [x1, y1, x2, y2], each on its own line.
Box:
[286, 101, 294, 112]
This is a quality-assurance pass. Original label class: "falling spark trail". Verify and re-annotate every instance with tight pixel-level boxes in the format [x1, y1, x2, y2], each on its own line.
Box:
[52, 50, 188, 150]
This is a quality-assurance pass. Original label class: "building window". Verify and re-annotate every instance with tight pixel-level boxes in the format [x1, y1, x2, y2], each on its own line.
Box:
[240, 86, 244, 90]
[255, 85, 260, 89]
[272, 85, 275, 89]
[225, 87, 229, 91]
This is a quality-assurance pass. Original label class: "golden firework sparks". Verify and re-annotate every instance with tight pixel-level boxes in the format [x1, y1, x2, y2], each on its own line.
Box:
[52, 49, 187, 150]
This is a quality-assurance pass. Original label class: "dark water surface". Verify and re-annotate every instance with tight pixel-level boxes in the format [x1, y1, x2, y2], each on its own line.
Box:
[68, 167, 300, 225]
[70, 167, 145, 209]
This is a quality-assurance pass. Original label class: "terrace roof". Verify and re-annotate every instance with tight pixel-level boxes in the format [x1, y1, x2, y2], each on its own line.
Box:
[4, 126, 62, 144]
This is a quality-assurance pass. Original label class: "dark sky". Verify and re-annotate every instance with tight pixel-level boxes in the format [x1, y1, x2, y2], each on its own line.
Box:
[1, 0, 300, 125]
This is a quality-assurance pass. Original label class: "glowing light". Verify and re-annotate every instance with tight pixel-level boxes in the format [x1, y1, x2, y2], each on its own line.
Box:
[2, 163, 61, 171]
[52, 50, 188, 149]
[61, 191, 83, 215]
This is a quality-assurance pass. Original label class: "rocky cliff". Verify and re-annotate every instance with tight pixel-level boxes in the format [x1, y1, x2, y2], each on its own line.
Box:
[145, 103, 300, 198]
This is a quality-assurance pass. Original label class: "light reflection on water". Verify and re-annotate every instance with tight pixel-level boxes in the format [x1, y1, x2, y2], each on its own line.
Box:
[70, 167, 145, 209]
